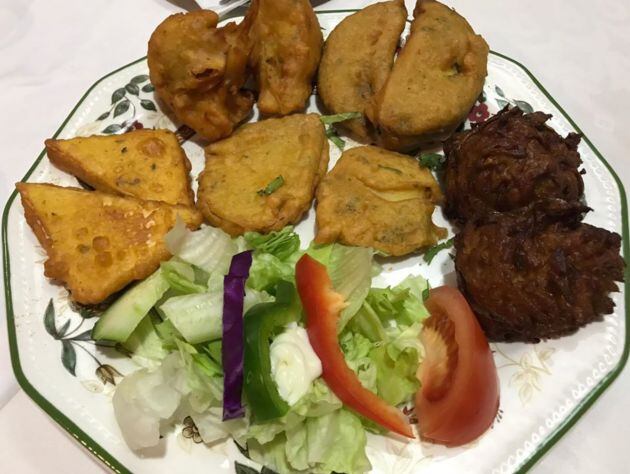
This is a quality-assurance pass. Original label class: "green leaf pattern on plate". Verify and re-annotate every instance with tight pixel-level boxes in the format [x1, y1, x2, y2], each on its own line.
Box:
[91, 75, 159, 135]
[41, 299, 123, 380]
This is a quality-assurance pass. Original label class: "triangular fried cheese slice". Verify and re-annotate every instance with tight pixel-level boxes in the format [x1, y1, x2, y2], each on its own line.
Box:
[17, 183, 202, 304]
[45, 129, 195, 207]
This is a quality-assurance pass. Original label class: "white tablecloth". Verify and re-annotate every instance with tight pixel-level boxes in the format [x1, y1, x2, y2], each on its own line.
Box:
[1, 0, 629, 471]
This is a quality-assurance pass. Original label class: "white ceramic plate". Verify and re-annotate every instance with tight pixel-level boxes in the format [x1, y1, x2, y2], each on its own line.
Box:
[3, 10, 628, 474]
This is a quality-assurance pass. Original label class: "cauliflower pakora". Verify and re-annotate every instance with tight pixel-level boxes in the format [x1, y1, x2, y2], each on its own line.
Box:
[147, 11, 254, 142]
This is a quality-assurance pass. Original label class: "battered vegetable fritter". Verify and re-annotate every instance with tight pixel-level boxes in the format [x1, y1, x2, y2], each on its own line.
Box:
[17, 183, 202, 304]
[444, 107, 585, 222]
[45, 130, 194, 207]
[247, 0, 323, 116]
[197, 114, 329, 235]
[315, 146, 446, 256]
[456, 200, 624, 342]
[148, 11, 254, 142]
[317, 0, 406, 141]
[366, 0, 489, 152]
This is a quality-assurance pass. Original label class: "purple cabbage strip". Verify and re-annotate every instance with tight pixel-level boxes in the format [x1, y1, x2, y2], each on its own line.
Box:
[222, 250, 253, 421]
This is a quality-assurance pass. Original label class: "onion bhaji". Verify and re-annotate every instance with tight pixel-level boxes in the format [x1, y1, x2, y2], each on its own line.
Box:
[197, 114, 329, 236]
[444, 107, 585, 222]
[247, 0, 323, 116]
[455, 200, 624, 342]
[315, 145, 446, 256]
[148, 11, 254, 142]
[366, 0, 489, 152]
[317, 0, 407, 141]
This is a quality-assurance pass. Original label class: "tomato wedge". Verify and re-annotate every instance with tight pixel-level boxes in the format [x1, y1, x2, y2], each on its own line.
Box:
[296, 254, 414, 438]
[417, 286, 499, 446]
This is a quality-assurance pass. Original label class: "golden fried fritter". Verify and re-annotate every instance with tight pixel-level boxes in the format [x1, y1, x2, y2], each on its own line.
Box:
[148, 11, 253, 142]
[17, 183, 202, 304]
[315, 146, 446, 256]
[45, 130, 194, 207]
[366, 0, 489, 151]
[317, 0, 406, 141]
[197, 114, 328, 235]
[247, 0, 323, 115]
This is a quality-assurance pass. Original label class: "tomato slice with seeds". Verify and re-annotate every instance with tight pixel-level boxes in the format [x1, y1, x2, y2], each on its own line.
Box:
[417, 286, 499, 446]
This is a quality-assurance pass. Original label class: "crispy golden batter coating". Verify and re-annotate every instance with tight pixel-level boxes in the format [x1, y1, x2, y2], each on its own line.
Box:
[366, 0, 489, 152]
[247, 0, 323, 115]
[45, 130, 194, 207]
[315, 146, 446, 256]
[317, 1, 406, 141]
[17, 183, 202, 304]
[197, 114, 328, 235]
[147, 11, 253, 142]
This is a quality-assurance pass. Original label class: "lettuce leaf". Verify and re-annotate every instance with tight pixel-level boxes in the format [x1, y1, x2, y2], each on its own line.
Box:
[340, 324, 421, 408]
[160, 286, 272, 344]
[241, 380, 371, 474]
[247, 253, 295, 292]
[165, 218, 238, 274]
[245, 226, 301, 261]
[307, 243, 374, 332]
[161, 260, 206, 294]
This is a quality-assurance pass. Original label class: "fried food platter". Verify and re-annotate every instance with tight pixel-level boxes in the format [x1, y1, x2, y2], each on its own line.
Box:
[3, 8, 628, 474]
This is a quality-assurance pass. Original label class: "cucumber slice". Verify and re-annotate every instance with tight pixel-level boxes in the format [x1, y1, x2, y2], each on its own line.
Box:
[160, 292, 224, 345]
[92, 270, 170, 342]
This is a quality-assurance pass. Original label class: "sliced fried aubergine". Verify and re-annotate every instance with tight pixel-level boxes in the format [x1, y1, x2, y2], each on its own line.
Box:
[444, 107, 585, 223]
[317, 0, 407, 142]
[315, 145, 446, 256]
[197, 114, 329, 236]
[366, 0, 489, 152]
[455, 200, 624, 342]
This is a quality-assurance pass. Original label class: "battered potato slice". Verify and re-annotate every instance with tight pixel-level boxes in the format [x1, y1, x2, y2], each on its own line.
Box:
[17, 183, 202, 304]
[197, 114, 328, 235]
[315, 146, 446, 256]
[148, 11, 253, 142]
[317, 0, 406, 141]
[45, 130, 194, 207]
[247, 0, 323, 115]
[366, 0, 489, 151]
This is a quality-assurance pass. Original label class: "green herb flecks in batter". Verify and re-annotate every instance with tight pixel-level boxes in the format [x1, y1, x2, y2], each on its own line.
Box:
[257, 176, 285, 196]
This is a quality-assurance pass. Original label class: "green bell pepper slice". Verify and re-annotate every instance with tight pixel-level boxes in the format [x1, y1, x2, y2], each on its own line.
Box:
[243, 280, 300, 422]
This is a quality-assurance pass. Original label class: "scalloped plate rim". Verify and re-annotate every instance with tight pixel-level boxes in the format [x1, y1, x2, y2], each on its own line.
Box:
[3, 13, 629, 474]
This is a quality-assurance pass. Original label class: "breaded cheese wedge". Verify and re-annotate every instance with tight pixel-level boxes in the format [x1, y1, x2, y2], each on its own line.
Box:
[315, 146, 446, 256]
[17, 183, 202, 304]
[45, 129, 194, 207]
[197, 114, 329, 235]
[317, 0, 407, 141]
[366, 0, 489, 151]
